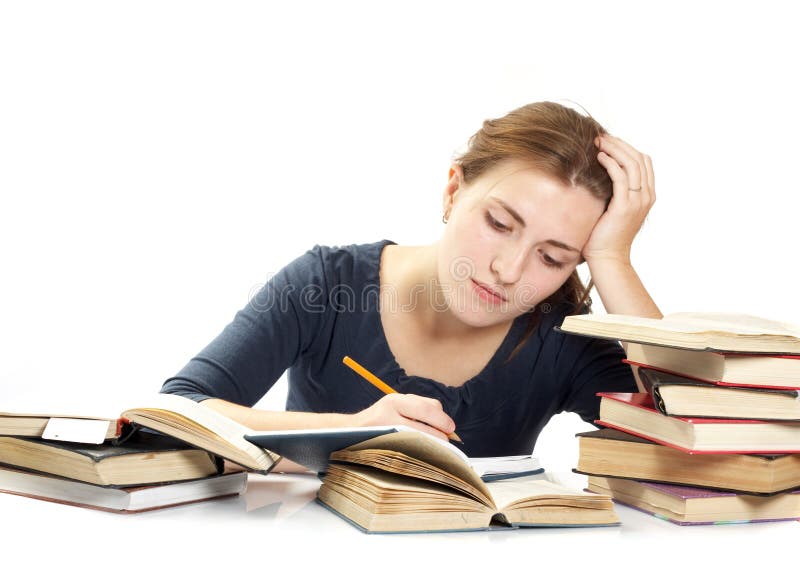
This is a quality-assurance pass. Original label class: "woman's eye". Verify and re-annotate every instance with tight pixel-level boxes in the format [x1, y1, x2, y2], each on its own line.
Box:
[542, 254, 565, 269]
[485, 212, 509, 232]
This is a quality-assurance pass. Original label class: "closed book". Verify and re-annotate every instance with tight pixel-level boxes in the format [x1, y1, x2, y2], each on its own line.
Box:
[0, 431, 222, 487]
[316, 430, 618, 533]
[587, 475, 800, 525]
[596, 392, 800, 454]
[625, 342, 800, 389]
[0, 410, 123, 441]
[574, 429, 800, 495]
[558, 312, 800, 354]
[633, 365, 800, 421]
[0, 466, 247, 513]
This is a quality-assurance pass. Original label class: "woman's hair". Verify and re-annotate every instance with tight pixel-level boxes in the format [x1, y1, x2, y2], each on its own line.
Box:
[453, 101, 613, 363]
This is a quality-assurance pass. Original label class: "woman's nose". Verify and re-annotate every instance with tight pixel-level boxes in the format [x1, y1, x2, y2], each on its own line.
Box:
[490, 245, 526, 285]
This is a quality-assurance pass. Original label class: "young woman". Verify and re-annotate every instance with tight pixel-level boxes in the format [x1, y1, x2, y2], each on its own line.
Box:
[161, 101, 661, 457]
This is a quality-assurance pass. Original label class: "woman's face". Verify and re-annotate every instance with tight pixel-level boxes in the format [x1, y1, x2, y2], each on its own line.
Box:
[436, 159, 606, 328]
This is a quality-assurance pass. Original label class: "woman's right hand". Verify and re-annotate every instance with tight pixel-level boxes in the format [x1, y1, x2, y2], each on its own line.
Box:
[354, 393, 457, 441]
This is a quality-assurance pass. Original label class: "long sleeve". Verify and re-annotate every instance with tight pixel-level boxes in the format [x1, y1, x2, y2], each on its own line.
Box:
[160, 245, 332, 406]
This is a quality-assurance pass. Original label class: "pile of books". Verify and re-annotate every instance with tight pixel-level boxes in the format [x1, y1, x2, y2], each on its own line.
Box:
[0, 395, 279, 513]
[560, 312, 800, 525]
[0, 399, 622, 531]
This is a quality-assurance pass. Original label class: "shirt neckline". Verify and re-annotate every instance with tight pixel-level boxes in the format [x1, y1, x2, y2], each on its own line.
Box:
[367, 239, 527, 390]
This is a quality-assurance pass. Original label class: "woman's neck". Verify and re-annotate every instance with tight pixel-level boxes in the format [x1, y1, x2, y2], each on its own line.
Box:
[384, 242, 488, 341]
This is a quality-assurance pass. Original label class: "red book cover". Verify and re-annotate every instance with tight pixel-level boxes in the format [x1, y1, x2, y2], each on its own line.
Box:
[595, 392, 800, 454]
[598, 392, 767, 424]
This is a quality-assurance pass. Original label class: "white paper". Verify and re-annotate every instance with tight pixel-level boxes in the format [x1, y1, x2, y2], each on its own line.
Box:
[42, 417, 113, 444]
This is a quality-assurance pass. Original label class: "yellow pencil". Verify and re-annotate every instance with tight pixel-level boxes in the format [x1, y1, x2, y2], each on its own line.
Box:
[342, 355, 463, 443]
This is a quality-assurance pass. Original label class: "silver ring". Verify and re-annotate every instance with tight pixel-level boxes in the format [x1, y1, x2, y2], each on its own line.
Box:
[628, 187, 642, 192]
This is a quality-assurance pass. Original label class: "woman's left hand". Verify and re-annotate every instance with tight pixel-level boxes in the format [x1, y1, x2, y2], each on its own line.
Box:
[581, 134, 656, 265]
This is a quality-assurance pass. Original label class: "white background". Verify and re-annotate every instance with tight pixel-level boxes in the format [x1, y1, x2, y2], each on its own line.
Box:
[2, 1, 799, 480]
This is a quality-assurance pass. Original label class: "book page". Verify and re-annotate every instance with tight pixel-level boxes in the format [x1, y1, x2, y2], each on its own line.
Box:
[339, 431, 490, 501]
[121, 394, 277, 471]
[666, 313, 800, 338]
[566, 313, 800, 338]
[486, 476, 590, 510]
[468, 455, 542, 479]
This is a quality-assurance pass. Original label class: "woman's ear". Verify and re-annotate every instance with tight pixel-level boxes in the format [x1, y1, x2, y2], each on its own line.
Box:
[443, 163, 464, 214]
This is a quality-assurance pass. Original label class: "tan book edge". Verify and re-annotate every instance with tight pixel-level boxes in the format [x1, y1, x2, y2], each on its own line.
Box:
[559, 312, 800, 354]
[587, 475, 800, 524]
[0, 435, 222, 486]
[575, 430, 800, 495]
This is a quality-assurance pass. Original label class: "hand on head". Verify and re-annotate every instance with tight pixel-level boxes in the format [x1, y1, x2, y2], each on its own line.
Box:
[355, 393, 457, 442]
[582, 135, 656, 265]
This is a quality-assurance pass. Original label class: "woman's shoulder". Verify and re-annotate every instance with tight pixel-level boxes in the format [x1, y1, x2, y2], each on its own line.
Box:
[309, 239, 395, 268]
[286, 239, 397, 287]
[309, 239, 396, 262]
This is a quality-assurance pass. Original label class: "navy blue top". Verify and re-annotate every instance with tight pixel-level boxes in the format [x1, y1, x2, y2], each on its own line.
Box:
[161, 239, 636, 457]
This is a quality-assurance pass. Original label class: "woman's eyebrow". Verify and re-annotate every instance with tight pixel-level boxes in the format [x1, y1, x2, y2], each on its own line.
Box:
[545, 239, 581, 254]
[490, 196, 528, 227]
[489, 197, 581, 253]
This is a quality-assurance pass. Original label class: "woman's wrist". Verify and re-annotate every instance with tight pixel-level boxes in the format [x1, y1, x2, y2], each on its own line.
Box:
[586, 259, 662, 319]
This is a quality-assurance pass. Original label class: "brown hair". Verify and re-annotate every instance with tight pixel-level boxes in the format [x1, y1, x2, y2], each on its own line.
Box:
[454, 101, 613, 362]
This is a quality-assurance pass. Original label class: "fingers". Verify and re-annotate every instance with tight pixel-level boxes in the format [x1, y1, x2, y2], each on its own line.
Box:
[394, 417, 451, 441]
[362, 393, 457, 441]
[394, 394, 455, 434]
[643, 154, 656, 205]
[596, 150, 628, 207]
[597, 135, 644, 194]
[596, 135, 655, 210]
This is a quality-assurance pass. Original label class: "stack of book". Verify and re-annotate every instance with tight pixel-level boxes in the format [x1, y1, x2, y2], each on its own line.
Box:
[559, 312, 800, 525]
[0, 394, 279, 513]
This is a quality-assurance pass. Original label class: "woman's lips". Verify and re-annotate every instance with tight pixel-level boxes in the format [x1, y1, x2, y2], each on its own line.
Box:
[471, 279, 507, 304]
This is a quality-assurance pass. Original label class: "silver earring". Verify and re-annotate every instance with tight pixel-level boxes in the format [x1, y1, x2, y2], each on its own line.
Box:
[442, 211, 450, 224]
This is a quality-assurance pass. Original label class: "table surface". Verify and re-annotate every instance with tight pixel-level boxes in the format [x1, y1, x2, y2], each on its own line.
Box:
[4, 469, 797, 567]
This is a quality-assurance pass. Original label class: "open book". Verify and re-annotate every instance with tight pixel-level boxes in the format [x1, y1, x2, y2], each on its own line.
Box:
[558, 312, 800, 354]
[1, 394, 278, 473]
[315, 431, 619, 533]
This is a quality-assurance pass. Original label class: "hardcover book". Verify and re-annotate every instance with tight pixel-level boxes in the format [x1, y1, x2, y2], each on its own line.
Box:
[0, 410, 123, 441]
[575, 429, 800, 495]
[315, 431, 619, 533]
[558, 312, 800, 354]
[0, 466, 247, 513]
[624, 342, 800, 389]
[587, 475, 800, 525]
[633, 365, 800, 421]
[0, 431, 222, 487]
[596, 392, 800, 454]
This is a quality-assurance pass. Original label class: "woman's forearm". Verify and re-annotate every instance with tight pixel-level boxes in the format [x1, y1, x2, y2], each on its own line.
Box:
[200, 398, 355, 430]
[587, 258, 663, 319]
